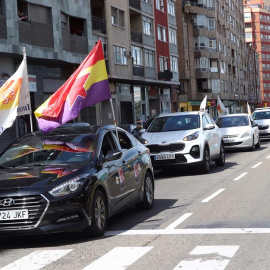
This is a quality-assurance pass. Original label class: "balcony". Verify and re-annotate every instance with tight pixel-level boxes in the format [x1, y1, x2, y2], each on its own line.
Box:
[129, 0, 141, 10]
[19, 21, 53, 47]
[92, 16, 106, 34]
[0, 15, 7, 39]
[131, 30, 142, 44]
[133, 65, 144, 77]
[62, 28, 88, 54]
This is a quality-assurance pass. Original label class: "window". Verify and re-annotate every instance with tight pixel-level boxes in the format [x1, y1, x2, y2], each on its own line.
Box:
[212, 79, 220, 92]
[208, 18, 215, 30]
[169, 28, 177, 44]
[143, 17, 152, 36]
[168, 0, 175, 16]
[111, 6, 124, 27]
[209, 39, 216, 52]
[170, 56, 178, 72]
[159, 56, 168, 71]
[131, 46, 143, 66]
[156, 0, 165, 11]
[157, 25, 167, 42]
[113, 45, 127, 65]
[145, 49, 155, 68]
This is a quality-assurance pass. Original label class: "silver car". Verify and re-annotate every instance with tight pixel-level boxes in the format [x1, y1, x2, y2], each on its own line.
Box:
[140, 111, 225, 174]
[216, 113, 260, 150]
[252, 108, 270, 138]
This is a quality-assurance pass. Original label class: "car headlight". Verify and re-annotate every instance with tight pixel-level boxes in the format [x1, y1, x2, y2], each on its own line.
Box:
[49, 174, 89, 197]
[140, 138, 148, 144]
[241, 131, 250, 138]
[183, 131, 199, 141]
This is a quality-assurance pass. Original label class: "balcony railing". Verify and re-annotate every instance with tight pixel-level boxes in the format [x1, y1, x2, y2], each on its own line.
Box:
[133, 65, 144, 77]
[19, 20, 53, 47]
[92, 16, 106, 34]
[129, 0, 141, 10]
[131, 30, 142, 43]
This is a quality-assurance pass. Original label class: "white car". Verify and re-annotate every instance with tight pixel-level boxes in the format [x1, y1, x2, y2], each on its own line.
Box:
[216, 113, 260, 150]
[140, 111, 225, 174]
[252, 107, 270, 138]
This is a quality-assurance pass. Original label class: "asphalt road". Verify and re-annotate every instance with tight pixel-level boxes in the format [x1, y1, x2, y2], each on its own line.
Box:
[1, 139, 270, 270]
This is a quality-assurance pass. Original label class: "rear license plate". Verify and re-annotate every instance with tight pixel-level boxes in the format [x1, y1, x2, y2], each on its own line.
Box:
[0, 209, 29, 220]
[154, 154, 175, 160]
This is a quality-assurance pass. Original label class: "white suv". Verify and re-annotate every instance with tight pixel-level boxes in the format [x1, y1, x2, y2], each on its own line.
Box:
[140, 111, 225, 173]
[252, 107, 270, 138]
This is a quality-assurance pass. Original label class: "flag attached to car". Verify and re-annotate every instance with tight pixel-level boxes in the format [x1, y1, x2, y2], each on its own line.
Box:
[34, 40, 111, 133]
[217, 96, 227, 116]
[0, 48, 31, 135]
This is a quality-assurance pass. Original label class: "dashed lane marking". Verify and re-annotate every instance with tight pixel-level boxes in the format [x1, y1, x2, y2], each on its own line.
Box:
[165, 213, 193, 230]
[252, 162, 263, 168]
[201, 189, 225, 203]
[233, 172, 248, 181]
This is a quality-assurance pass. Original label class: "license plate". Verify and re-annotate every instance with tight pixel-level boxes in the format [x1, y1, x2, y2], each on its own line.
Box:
[225, 139, 235, 142]
[0, 209, 29, 220]
[154, 154, 175, 160]
[260, 130, 268, 133]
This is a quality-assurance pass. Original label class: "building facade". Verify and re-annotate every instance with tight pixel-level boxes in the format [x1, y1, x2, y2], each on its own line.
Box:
[176, 0, 260, 114]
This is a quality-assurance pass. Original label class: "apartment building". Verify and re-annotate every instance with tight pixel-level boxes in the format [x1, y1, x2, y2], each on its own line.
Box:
[0, 0, 180, 151]
[91, 0, 180, 124]
[176, 0, 260, 114]
[244, 1, 270, 106]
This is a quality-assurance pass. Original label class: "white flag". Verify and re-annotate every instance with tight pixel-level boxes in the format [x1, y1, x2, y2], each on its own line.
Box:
[247, 102, 252, 116]
[200, 95, 207, 110]
[217, 96, 227, 116]
[0, 48, 30, 135]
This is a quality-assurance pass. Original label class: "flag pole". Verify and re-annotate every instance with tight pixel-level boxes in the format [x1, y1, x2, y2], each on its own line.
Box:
[110, 98, 119, 140]
[22, 47, 33, 133]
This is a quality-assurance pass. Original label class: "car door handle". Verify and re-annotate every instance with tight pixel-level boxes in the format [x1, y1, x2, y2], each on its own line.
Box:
[138, 151, 142, 156]
[122, 160, 127, 165]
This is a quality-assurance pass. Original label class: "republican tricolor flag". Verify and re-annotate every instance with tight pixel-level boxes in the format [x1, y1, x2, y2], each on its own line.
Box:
[0, 48, 31, 135]
[34, 40, 111, 133]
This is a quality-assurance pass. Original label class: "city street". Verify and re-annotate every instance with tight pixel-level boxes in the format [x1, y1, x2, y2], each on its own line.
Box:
[1, 139, 270, 269]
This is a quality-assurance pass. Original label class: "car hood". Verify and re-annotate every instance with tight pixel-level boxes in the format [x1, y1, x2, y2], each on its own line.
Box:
[254, 119, 270, 126]
[0, 163, 90, 189]
[142, 130, 197, 144]
[219, 127, 250, 136]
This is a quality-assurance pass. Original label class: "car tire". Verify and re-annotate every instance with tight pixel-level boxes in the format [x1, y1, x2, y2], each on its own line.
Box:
[136, 172, 154, 210]
[255, 136, 261, 149]
[215, 142, 225, 167]
[201, 146, 210, 174]
[250, 137, 255, 151]
[84, 189, 107, 237]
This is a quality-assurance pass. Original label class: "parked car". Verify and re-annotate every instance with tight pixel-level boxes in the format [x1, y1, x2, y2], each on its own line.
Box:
[252, 107, 270, 138]
[216, 113, 260, 150]
[140, 111, 225, 173]
[118, 124, 141, 140]
[0, 124, 154, 236]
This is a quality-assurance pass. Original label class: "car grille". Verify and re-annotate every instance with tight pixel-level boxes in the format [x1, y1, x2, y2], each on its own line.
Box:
[148, 143, 185, 153]
[224, 142, 242, 146]
[259, 125, 269, 130]
[0, 195, 48, 230]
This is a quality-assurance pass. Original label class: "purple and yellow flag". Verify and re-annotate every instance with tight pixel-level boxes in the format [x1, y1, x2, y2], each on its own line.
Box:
[34, 40, 111, 133]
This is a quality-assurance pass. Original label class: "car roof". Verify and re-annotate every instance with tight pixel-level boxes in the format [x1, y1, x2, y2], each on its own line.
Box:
[156, 111, 203, 118]
[254, 108, 270, 112]
[217, 113, 249, 118]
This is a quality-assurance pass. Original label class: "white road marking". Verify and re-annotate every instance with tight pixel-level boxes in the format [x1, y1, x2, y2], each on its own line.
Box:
[82, 247, 153, 270]
[105, 228, 270, 236]
[266, 155, 270, 159]
[0, 250, 72, 270]
[233, 172, 248, 181]
[201, 189, 225, 203]
[165, 213, 193, 230]
[174, 246, 239, 270]
[252, 162, 263, 168]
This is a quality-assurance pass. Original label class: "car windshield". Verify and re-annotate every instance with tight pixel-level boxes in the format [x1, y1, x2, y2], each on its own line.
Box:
[216, 116, 249, 128]
[148, 115, 200, 132]
[253, 111, 270, 120]
[0, 134, 97, 167]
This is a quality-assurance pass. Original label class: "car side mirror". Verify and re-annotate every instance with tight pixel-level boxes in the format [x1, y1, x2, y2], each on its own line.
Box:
[105, 150, 122, 162]
[139, 129, 146, 135]
[204, 124, 215, 130]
